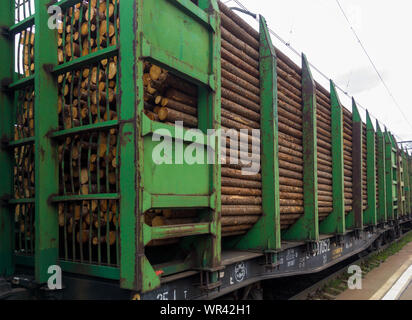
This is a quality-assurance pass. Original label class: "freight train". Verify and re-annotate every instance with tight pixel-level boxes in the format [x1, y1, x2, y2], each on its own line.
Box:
[0, 0, 411, 300]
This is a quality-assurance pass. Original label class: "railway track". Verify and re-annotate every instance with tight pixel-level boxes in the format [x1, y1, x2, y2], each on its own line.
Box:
[289, 229, 412, 300]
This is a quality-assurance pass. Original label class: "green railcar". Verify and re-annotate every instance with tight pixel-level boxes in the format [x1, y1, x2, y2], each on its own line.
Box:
[0, 0, 411, 300]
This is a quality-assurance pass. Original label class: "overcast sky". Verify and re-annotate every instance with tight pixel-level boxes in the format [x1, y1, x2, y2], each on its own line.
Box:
[223, 0, 412, 146]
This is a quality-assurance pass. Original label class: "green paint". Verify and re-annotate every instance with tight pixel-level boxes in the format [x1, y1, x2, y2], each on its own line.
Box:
[364, 111, 377, 225]
[390, 133, 399, 219]
[51, 194, 119, 202]
[376, 122, 387, 222]
[52, 46, 118, 75]
[119, 0, 139, 290]
[50, 120, 119, 139]
[141, 115, 210, 144]
[143, 194, 211, 212]
[404, 148, 411, 215]
[8, 75, 34, 91]
[397, 149, 405, 216]
[0, 0, 14, 277]
[346, 99, 363, 229]
[140, 0, 212, 86]
[229, 16, 280, 251]
[140, 255, 160, 293]
[7, 136, 35, 147]
[34, 0, 59, 283]
[9, 16, 35, 34]
[151, 223, 210, 242]
[409, 155, 412, 214]
[384, 130, 396, 220]
[136, 0, 221, 292]
[283, 54, 318, 241]
[320, 81, 345, 234]
[59, 260, 120, 280]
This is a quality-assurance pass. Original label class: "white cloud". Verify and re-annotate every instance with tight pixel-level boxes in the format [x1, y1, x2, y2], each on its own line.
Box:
[224, 0, 412, 141]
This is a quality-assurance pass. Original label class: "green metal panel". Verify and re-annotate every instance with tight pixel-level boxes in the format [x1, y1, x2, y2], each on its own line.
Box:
[404, 148, 411, 215]
[346, 99, 363, 229]
[135, 0, 221, 292]
[0, 0, 14, 276]
[403, 149, 409, 215]
[384, 130, 396, 220]
[376, 122, 387, 222]
[119, 0, 140, 290]
[186, 0, 221, 274]
[283, 54, 319, 241]
[229, 15, 280, 251]
[34, 0, 59, 283]
[402, 149, 406, 214]
[139, 0, 214, 86]
[409, 155, 412, 214]
[364, 111, 377, 225]
[400, 148, 407, 216]
[320, 81, 345, 234]
[390, 133, 399, 219]
[142, 136, 210, 196]
[401, 151, 405, 216]
[391, 133, 399, 218]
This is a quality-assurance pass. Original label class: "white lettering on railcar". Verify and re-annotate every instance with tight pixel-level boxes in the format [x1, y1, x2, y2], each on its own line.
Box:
[311, 239, 331, 257]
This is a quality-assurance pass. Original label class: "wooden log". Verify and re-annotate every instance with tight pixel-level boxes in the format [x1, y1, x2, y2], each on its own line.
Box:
[221, 167, 261, 181]
[157, 107, 198, 127]
[221, 47, 260, 79]
[221, 97, 260, 122]
[280, 206, 304, 214]
[221, 58, 260, 88]
[220, 27, 259, 60]
[222, 177, 261, 189]
[161, 98, 197, 116]
[222, 205, 262, 216]
[221, 69, 260, 96]
[221, 186, 262, 196]
[222, 77, 260, 105]
[166, 88, 197, 107]
[222, 195, 262, 205]
[222, 215, 260, 226]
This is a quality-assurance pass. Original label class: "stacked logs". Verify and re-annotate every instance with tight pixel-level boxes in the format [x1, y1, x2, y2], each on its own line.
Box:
[57, 0, 119, 64]
[58, 200, 118, 247]
[13, 144, 36, 252]
[14, 88, 35, 141]
[57, 58, 118, 130]
[57, 132, 118, 195]
[219, 2, 263, 236]
[142, 62, 198, 129]
[57, 131, 119, 260]
[275, 49, 304, 230]
[54, 0, 120, 264]
[316, 86, 333, 222]
[343, 108, 353, 213]
[14, 203, 35, 255]
[20, 29, 35, 77]
[13, 144, 35, 200]
[13, 87, 35, 248]
[362, 123, 368, 210]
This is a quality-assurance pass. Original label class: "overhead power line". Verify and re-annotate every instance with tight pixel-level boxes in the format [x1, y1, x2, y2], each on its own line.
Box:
[335, 0, 412, 132]
[226, 0, 409, 142]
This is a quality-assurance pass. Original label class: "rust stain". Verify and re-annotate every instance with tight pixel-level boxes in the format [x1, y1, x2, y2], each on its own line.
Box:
[40, 146, 45, 162]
